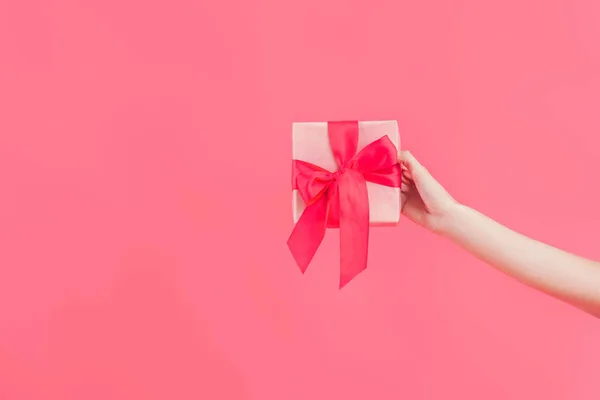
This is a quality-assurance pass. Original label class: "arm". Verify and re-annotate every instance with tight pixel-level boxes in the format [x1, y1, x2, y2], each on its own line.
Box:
[399, 150, 600, 318]
[440, 204, 600, 318]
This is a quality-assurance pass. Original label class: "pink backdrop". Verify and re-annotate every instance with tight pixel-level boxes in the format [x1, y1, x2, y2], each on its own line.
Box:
[2, 0, 600, 399]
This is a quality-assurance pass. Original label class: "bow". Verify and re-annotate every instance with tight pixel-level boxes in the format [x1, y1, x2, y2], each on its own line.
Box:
[287, 121, 401, 288]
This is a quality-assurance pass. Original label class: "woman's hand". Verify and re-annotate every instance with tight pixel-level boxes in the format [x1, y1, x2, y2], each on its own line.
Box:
[399, 150, 458, 233]
[398, 149, 600, 318]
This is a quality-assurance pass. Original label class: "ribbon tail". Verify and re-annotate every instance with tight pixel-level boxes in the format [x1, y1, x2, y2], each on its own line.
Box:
[287, 195, 328, 273]
[337, 169, 370, 288]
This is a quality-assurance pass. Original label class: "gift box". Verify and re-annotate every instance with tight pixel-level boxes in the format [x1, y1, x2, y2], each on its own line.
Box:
[288, 120, 402, 288]
[292, 120, 401, 225]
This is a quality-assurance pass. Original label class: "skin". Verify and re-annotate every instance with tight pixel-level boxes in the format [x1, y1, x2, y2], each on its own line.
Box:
[399, 150, 600, 319]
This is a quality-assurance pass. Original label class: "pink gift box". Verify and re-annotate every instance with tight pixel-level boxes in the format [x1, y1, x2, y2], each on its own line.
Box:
[292, 120, 401, 226]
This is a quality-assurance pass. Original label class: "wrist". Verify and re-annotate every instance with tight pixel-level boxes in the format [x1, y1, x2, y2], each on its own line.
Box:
[433, 201, 469, 237]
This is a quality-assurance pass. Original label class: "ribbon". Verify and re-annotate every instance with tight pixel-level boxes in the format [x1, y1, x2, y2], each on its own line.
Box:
[287, 121, 402, 288]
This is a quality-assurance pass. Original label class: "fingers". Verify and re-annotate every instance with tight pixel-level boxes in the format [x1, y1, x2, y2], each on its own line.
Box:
[400, 189, 426, 227]
[398, 149, 450, 202]
[398, 150, 424, 174]
[401, 180, 412, 194]
[400, 175, 414, 212]
[398, 150, 431, 186]
[400, 190, 408, 207]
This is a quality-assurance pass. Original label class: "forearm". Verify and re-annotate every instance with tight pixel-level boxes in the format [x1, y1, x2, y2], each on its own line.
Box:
[438, 204, 600, 317]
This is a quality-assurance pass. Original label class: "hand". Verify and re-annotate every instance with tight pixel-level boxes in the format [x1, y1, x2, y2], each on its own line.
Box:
[399, 150, 458, 233]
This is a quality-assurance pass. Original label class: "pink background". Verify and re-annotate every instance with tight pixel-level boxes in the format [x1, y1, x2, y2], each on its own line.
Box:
[1, 0, 600, 399]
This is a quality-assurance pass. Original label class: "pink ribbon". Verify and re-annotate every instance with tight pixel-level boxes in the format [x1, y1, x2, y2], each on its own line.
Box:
[287, 121, 402, 288]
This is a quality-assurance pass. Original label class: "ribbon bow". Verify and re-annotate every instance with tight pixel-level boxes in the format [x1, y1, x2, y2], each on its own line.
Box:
[287, 121, 402, 288]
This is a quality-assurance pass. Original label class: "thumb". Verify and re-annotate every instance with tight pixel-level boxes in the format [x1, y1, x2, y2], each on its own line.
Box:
[398, 150, 452, 208]
[398, 150, 432, 187]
